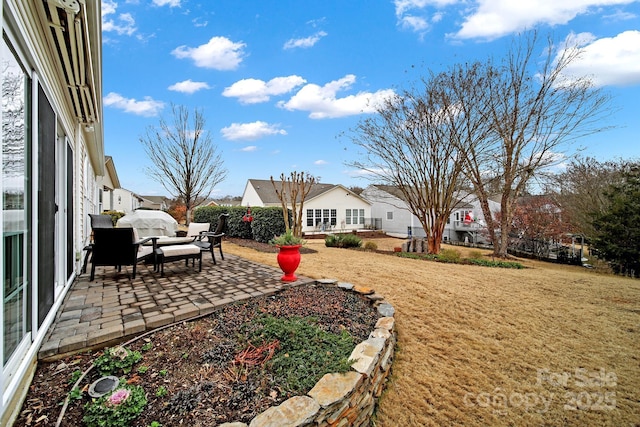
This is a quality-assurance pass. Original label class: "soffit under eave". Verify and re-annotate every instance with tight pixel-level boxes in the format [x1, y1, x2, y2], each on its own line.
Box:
[35, 0, 103, 160]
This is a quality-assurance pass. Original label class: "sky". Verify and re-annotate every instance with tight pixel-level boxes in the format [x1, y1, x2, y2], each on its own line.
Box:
[101, 0, 640, 198]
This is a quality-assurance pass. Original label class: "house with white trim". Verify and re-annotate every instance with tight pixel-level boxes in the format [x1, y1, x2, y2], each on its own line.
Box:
[140, 195, 170, 211]
[241, 179, 373, 234]
[361, 185, 500, 243]
[1, 1, 103, 424]
[100, 155, 120, 212]
[112, 187, 144, 214]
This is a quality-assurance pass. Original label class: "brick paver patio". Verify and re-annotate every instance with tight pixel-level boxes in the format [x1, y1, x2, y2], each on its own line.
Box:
[38, 254, 312, 361]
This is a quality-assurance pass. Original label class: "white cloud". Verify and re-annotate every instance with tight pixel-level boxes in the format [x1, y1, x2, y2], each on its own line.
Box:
[102, 1, 137, 36]
[603, 9, 637, 20]
[168, 79, 211, 94]
[277, 75, 395, 119]
[172, 37, 246, 70]
[152, 0, 181, 6]
[393, 0, 456, 34]
[394, 0, 456, 16]
[192, 17, 208, 27]
[559, 30, 640, 87]
[221, 121, 287, 141]
[222, 76, 306, 104]
[103, 92, 164, 117]
[283, 31, 328, 49]
[102, 0, 117, 16]
[399, 15, 429, 32]
[241, 146, 258, 152]
[314, 160, 328, 165]
[452, 0, 637, 40]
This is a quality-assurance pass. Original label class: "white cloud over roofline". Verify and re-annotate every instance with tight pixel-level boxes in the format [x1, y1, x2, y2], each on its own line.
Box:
[277, 74, 395, 119]
[222, 76, 306, 104]
[103, 92, 164, 117]
[172, 36, 246, 70]
[221, 121, 287, 141]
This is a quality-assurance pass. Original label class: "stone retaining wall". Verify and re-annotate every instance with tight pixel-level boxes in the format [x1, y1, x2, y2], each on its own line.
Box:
[221, 279, 397, 427]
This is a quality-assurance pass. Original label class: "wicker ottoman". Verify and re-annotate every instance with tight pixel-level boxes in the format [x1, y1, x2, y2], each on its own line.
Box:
[155, 244, 202, 276]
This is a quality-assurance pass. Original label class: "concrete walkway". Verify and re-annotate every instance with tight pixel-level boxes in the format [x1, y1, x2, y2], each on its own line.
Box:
[38, 254, 313, 361]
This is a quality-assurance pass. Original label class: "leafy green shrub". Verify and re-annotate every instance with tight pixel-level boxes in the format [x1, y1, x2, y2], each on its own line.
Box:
[437, 248, 461, 263]
[193, 206, 243, 237]
[246, 316, 355, 395]
[468, 259, 524, 269]
[468, 250, 484, 260]
[324, 233, 362, 248]
[194, 206, 288, 242]
[102, 210, 125, 226]
[251, 207, 289, 243]
[324, 234, 340, 247]
[94, 346, 142, 376]
[83, 382, 147, 427]
[363, 241, 378, 251]
[342, 234, 363, 248]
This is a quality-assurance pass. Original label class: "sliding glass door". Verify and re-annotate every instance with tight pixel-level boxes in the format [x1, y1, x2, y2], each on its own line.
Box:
[2, 34, 31, 368]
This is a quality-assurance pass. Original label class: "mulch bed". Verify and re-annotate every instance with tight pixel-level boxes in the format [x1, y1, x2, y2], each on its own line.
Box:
[15, 283, 379, 427]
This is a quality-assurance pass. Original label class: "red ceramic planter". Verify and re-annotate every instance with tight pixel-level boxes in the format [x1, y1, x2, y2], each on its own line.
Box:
[276, 245, 302, 281]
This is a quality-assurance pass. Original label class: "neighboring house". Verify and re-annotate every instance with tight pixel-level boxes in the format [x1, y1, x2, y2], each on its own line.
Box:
[361, 185, 500, 243]
[210, 198, 242, 207]
[140, 195, 170, 211]
[1, 1, 103, 424]
[100, 156, 120, 212]
[112, 188, 144, 214]
[241, 179, 372, 233]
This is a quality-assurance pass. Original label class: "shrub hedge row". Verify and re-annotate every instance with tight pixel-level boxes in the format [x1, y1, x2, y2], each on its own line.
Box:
[193, 206, 290, 243]
[325, 233, 363, 248]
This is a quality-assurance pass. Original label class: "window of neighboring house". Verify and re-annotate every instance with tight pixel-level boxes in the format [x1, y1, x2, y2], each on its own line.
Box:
[346, 208, 365, 225]
[387, 211, 393, 220]
[309, 208, 336, 227]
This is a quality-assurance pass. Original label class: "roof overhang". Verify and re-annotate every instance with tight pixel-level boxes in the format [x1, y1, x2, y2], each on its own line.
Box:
[36, 0, 104, 174]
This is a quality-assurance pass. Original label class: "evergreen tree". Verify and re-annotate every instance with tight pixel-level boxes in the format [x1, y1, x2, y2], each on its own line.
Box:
[591, 166, 640, 277]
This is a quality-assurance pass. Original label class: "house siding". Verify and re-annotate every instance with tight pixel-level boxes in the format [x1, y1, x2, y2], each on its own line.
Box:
[362, 186, 424, 238]
[302, 186, 372, 233]
[1, 1, 103, 424]
[362, 185, 500, 243]
[241, 181, 271, 207]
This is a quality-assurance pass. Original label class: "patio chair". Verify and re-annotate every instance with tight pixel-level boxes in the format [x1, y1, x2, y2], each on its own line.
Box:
[89, 213, 114, 228]
[82, 214, 115, 273]
[89, 228, 157, 281]
[193, 213, 228, 264]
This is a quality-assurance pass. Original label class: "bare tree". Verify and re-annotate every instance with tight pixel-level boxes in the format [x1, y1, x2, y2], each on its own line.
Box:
[349, 68, 484, 253]
[458, 32, 612, 257]
[270, 172, 316, 238]
[547, 156, 633, 239]
[140, 104, 227, 224]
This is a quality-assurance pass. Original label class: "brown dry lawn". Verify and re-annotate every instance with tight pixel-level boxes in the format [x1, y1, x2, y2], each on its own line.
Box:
[224, 237, 640, 427]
